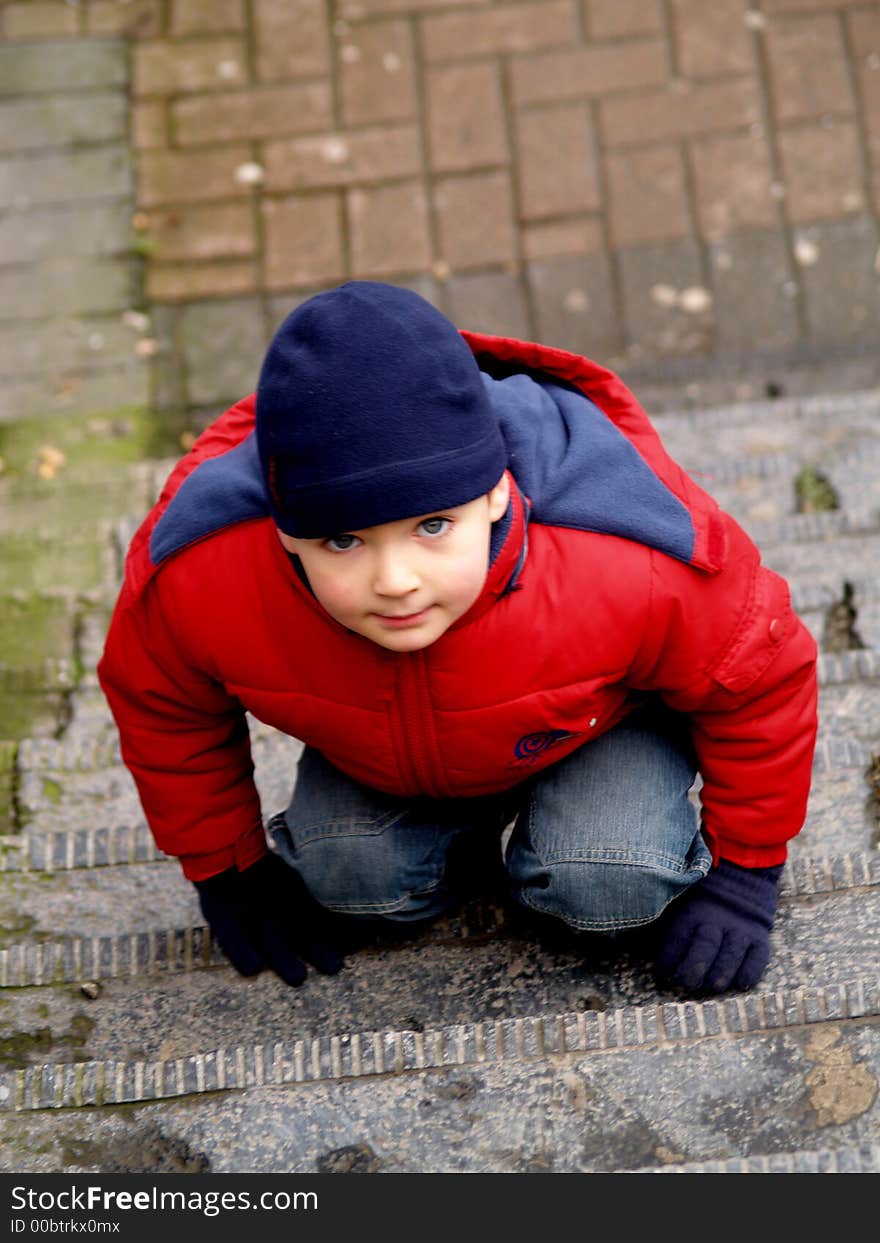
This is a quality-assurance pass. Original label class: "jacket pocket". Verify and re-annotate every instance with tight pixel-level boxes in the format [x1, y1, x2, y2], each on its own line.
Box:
[708, 564, 794, 694]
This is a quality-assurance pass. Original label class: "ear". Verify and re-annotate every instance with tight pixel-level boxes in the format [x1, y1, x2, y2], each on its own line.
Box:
[486, 471, 510, 522]
[276, 527, 299, 554]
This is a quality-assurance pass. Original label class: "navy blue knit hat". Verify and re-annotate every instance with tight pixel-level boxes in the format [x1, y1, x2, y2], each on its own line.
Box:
[256, 281, 507, 538]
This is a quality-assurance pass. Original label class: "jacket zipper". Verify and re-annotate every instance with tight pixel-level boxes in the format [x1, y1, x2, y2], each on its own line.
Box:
[393, 652, 451, 797]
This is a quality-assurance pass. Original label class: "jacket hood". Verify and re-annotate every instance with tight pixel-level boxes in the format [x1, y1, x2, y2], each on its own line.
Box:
[136, 334, 726, 591]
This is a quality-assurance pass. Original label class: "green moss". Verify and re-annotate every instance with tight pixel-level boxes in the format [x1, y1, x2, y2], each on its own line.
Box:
[41, 777, 62, 805]
[0, 595, 72, 670]
[794, 465, 840, 514]
[0, 406, 176, 480]
[0, 1012, 94, 1070]
[0, 739, 17, 833]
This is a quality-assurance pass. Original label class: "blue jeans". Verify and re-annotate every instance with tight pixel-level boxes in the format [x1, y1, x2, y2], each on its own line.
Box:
[267, 703, 711, 933]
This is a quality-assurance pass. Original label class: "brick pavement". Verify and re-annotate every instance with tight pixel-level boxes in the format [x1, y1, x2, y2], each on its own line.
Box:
[1, 0, 880, 419]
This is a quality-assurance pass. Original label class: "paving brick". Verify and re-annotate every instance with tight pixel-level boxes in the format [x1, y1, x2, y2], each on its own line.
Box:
[434, 171, 516, 269]
[0, 145, 131, 210]
[761, 0, 860, 11]
[179, 297, 265, 407]
[132, 101, 167, 151]
[0, 258, 136, 321]
[586, 0, 662, 40]
[421, 1, 578, 62]
[133, 37, 247, 96]
[170, 0, 245, 35]
[445, 271, 531, 338]
[3, 2, 79, 38]
[264, 126, 421, 191]
[605, 144, 690, 247]
[0, 201, 131, 265]
[262, 193, 345, 289]
[617, 238, 713, 357]
[528, 253, 620, 357]
[850, 10, 880, 165]
[706, 230, 799, 353]
[670, 0, 754, 78]
[0, 39, 127, 95]
[426, 62, 507, 173]
[522, 216, 603, 262]
[254, 0, 330, 82]
[147, 259, 257, 302]
[337, 0, 482, 13]
[348, 181, 432, 276]
[601, 78, 761, 146]
[796, 216, 880, 343]
[515, 104, 599, 220]
[765, 15, 854, 123]
[137, 146, 253, 207]
[85, 1, 163, 38]
[173, 83, 332, 146]
[777, 120, 866, 221]
[511, 39, 667, 106]
[0, 93, 127, 154]
[338, 19, 417, 126]
[691, 132, 777, 240]
[146, 202, 255, 263]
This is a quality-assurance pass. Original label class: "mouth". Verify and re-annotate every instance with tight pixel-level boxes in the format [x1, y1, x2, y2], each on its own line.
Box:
[374, 607, 432, 629]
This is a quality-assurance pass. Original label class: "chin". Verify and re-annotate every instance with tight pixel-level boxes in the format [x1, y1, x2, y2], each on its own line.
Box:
[366, 623, 446, 652]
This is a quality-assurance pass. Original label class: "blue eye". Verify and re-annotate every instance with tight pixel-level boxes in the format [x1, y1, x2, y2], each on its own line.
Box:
[325, 533, 360, 552]
[419, 517, 450, 537]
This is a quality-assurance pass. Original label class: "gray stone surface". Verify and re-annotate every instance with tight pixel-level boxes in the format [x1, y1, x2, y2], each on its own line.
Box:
[0, 41, 128, 97]
[445, 271, 532, 340]
[0, 205, 133, 268]
[797, 217, 880, 346]
[707, 230, 800, 354]
[0, 145, 132, 211]
[617, 239, 714, 360]
[528, 253, 620, 358]
[0, 258, 137, 323]
[2, 1011, 878, 1172]
[0, 94, 128, 155]
[178, 297, 268, 409]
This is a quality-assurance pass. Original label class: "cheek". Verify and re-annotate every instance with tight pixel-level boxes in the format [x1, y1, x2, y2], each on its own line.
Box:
[303, 562, 360, 618]
[447, 544, 490, 606]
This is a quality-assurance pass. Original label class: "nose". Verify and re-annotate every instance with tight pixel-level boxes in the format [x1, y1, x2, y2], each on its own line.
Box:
[371, 546, 420, 598]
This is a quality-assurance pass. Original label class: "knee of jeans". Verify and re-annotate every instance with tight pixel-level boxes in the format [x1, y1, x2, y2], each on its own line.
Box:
[278, 822, 448, 919]
[514, 853, 710, 933]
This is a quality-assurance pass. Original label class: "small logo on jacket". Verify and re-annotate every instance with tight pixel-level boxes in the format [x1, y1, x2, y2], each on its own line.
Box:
[514, 730, 580, 762]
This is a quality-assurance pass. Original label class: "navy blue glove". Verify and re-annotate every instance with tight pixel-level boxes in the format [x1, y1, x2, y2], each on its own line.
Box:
[653, 859, 783, 995]
[194, 852, 344, 986]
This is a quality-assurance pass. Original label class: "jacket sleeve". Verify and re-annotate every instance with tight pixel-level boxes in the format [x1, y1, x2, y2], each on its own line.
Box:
[97, 576, 268, 882]
[629, 514, 819, 868]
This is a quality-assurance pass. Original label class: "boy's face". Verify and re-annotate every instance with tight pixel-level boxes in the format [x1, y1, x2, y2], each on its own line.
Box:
[278, 475, 510, 652]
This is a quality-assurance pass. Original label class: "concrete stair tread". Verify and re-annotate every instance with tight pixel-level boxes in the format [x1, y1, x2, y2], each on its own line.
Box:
[0, 858, 877, 1074]
[3, 385, 879, 1172]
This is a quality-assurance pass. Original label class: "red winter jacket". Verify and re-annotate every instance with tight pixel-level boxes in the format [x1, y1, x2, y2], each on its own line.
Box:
[98, 333, 818, 882]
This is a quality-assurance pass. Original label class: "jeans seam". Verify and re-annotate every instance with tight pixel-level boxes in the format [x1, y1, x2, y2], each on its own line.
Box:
[535, 849, 708, 874]
[283, 810, 408, 842]
[516, 888, 665, 932]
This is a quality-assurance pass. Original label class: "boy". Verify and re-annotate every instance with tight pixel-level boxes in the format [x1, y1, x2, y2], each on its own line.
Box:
[98, 281, 818, 997]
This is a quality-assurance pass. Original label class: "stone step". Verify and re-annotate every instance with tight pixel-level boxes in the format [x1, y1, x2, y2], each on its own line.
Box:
[1, 846, 876, 985]
[1, 967, 879, 1171]
[2, 1006, 879, 1172]
[0, 859, 876, 1102]
[2, 386, 879, 1175]
[639, 1143, 880, 1174]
